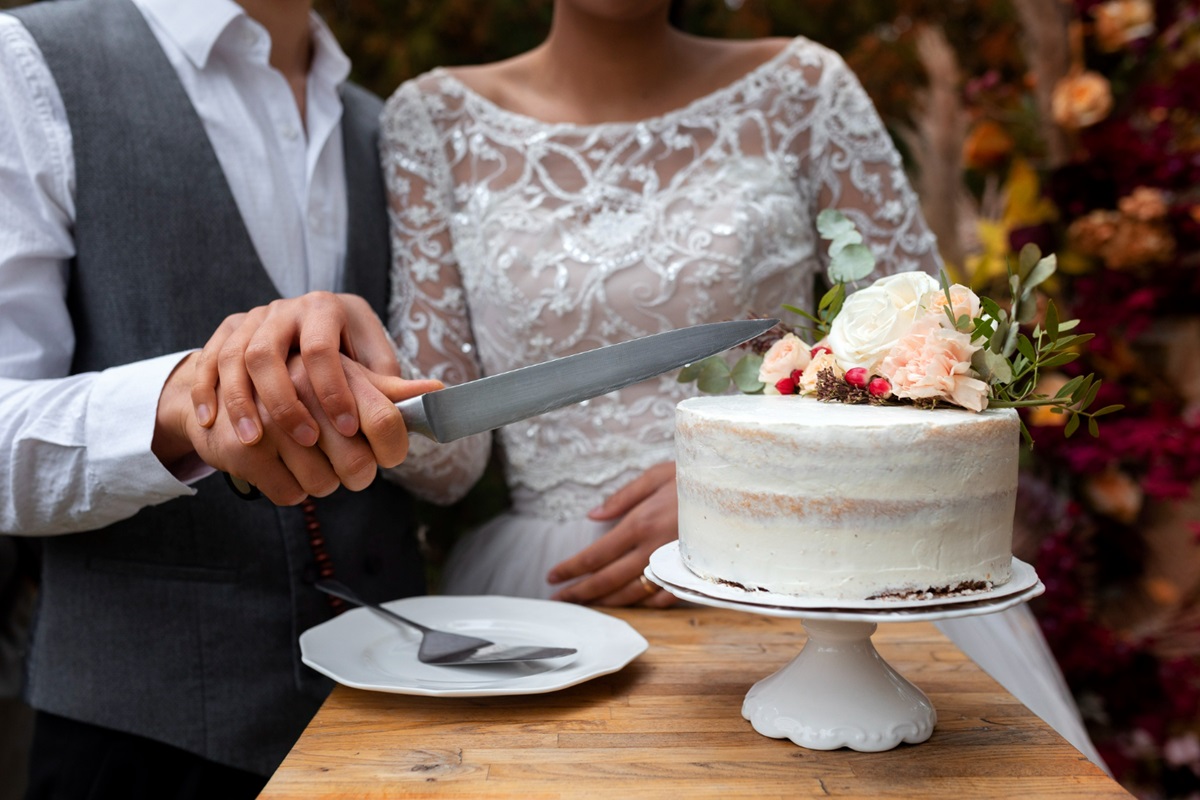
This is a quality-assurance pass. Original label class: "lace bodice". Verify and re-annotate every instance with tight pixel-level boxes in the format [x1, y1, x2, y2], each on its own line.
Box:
[381, 37, 941, 519]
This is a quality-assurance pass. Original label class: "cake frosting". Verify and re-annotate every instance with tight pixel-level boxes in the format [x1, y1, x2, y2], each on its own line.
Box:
[675, 395, 1019, 600]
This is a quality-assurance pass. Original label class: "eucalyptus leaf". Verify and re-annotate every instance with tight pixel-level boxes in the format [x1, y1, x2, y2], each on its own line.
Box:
[973, 349, 1013, 385]
[731, 354, 765, 393]
[990, 319, 1010, 353]
[1088, 416, 1099, 437]
[1093, 404, 1124, 417]
[1016, 296, 1039, 325]
[828, 243, 875, 283]
[828, 229, 864, 258]
[1024, 254, 1057, 293]
[1081, 380, 1102, 410]
[1018, 243, 1041, 281]
[696, 357, 732, 394]
[677, 361, 704, 382]
[816, 208, 856, 239]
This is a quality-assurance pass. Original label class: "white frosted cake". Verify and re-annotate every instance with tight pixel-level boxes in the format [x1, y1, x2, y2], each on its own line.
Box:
[675, 395, 1019, 600]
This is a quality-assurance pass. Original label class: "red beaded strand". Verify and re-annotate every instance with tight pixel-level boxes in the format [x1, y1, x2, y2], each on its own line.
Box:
[302, 499, 345, 614]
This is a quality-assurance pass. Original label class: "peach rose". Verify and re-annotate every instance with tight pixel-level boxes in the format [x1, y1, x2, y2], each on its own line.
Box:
[758, 333, 811, 395]
[879, 320, 989, 411]
[924, 284, 982, 330]
[798, 351, 842, 396]
[1052, 71, 1114, 130]
[826, 271, 940, 373]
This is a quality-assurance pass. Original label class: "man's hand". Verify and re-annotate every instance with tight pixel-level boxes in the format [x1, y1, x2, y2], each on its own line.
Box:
[155, 352, 440, 505]
[191, 292, 403, 448]
[547, 461, 678, 607]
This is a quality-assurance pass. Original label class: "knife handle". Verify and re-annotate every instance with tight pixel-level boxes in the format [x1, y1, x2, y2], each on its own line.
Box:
[395, 396, 435, 441]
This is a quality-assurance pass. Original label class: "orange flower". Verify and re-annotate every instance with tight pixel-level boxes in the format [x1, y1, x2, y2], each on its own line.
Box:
[1092, 0, 1155, 53]
[1028, 373, 1071, 427]
[1052, 71, 1114, 129]
[1083, 468, 1143, 524]
[962, 119, 1015, 172]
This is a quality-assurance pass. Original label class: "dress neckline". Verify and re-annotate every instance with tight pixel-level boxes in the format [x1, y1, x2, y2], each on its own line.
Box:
[429, 36, 804, 135]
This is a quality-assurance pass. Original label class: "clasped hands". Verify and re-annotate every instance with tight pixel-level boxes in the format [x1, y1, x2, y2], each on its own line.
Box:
[153, 292, 440, 506]
[155, 291, 675, 607]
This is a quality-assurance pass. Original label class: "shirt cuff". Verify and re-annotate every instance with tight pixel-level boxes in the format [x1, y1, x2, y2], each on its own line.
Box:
[85, 351, 209, 502]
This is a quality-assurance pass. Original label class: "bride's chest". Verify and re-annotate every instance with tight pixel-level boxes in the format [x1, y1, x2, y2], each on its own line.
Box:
[444, 147, 819, 342]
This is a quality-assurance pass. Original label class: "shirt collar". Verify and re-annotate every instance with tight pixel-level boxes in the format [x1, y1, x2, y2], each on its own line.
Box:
[132, 0, 351, 85]
[133, 0, 244, 70]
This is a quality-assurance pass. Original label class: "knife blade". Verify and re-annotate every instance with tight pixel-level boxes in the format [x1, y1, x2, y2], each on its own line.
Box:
[396, 318, 778, 443]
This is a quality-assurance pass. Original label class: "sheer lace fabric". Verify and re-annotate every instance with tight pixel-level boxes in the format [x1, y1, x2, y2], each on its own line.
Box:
[380, 37, 941, 519]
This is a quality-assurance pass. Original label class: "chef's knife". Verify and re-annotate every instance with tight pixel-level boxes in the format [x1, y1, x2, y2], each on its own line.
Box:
[226, 318, 776, 498]
[395, 318, 777, 443]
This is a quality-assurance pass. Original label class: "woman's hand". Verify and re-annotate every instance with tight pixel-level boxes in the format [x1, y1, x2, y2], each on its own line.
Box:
[547, 461, 678, 607]
[191, 292, 404, 448]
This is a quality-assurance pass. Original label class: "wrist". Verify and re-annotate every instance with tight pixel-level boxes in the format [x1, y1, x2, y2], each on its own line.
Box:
[151, 352, 200, 471]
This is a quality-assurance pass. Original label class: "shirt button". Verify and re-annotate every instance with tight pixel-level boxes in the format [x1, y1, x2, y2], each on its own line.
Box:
[281, 125, 300, 142]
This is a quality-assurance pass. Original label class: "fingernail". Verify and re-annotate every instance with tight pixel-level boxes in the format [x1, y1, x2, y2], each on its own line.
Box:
[293, 423, 318, 447]
[335, 414, 357, 437]
[197, 403, 212, 426]
[236, 418, 258, 445]
[546, 571, 560, 584]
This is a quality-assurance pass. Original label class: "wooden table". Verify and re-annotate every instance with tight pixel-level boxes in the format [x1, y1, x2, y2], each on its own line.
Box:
[262, 607, 1130, 799]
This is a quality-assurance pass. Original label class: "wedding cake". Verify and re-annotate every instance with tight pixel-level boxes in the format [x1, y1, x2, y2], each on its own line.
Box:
[675, 395, 1019, 601]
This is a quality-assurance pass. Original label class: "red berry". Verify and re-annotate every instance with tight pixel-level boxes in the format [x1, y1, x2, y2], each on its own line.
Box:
[811, 345, 832, 357]
[868, 377, 893, 398]
[845, 367, 868, 388]
[775, 376, 798, 395]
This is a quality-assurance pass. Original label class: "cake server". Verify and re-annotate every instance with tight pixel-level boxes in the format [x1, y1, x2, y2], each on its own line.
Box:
[395, 318, 778, 443]
[314, 579, 577, 665]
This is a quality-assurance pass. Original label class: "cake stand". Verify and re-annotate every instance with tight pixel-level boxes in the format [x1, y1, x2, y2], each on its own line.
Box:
[646, 542, 1044, 753]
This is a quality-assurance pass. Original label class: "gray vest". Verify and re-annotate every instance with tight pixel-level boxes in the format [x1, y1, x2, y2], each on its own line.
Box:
[12, 0, 423, 777]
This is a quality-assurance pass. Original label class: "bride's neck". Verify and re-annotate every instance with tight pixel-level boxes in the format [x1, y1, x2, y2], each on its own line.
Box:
[531, 10, 695, 120]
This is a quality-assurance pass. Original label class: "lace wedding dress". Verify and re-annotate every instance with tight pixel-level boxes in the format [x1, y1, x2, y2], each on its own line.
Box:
[379, 37, 1104, 768]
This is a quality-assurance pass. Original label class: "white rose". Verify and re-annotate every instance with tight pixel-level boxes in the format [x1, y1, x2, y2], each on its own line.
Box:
[826, 272, 940, 373]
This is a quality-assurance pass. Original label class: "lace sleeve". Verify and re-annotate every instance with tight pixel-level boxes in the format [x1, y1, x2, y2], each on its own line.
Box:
[378, 81, 490, 505]
[805, 50, 942, 281]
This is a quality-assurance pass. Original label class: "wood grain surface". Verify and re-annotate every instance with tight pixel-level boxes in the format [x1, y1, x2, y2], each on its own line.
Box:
[262, 607, 1130, 799]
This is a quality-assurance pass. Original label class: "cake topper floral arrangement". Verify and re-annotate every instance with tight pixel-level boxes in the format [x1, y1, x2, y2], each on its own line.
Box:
[678, 209, 1121, 444]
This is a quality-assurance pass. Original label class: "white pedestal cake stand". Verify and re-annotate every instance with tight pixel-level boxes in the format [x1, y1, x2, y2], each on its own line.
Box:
[646, 542, 1044, 753]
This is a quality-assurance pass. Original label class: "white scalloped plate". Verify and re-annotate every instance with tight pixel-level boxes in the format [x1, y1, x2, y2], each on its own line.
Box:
[649, 541, 1040, 612]
[300, 595, 647, 697]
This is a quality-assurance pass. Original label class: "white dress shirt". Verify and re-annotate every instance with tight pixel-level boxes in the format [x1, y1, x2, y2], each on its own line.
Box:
[0, 0, 352, 534]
